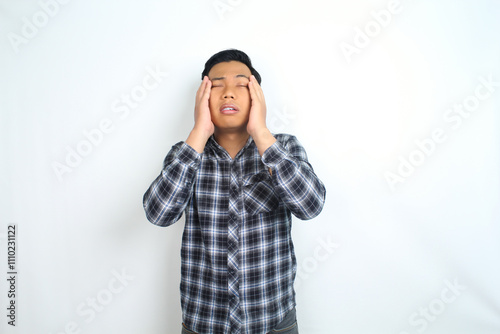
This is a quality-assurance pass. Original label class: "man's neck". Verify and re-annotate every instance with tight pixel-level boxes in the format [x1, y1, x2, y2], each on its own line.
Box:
[213, 129, 250, 159]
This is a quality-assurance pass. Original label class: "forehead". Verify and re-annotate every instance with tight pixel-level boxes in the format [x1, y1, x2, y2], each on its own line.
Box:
[208, 61, 251, 79]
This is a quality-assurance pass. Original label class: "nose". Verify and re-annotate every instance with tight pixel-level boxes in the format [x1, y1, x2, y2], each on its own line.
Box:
[222, 86, 235, 99]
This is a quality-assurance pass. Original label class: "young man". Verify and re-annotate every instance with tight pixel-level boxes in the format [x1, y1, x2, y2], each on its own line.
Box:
[143, 49, 326, 334]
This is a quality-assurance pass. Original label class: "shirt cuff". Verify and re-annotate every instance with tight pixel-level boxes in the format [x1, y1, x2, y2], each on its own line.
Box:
[177, 142, 202, 169]
[261, 140, 287, 167]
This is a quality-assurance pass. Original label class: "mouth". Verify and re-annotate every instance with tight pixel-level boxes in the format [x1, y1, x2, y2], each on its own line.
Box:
[220, 104, 239, 115]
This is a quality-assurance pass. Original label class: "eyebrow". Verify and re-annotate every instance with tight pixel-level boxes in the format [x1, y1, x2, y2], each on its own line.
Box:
[210, 74, 249, 81]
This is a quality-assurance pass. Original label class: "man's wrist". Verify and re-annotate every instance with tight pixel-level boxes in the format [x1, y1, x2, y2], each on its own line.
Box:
[193, 125, 213, 140]
[251, 127, 276, 156]
[186, 127, 212, 153]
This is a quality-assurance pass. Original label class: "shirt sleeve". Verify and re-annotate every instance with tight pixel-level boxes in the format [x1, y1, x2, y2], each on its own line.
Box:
[143, 141, 201, 226]
[261, 135, 326, 220]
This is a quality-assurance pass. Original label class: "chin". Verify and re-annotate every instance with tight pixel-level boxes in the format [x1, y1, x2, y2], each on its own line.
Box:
[214, 122, 248, 133]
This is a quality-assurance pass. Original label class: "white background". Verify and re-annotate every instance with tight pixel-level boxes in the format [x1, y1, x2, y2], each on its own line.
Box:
[1, 0, 499, 333]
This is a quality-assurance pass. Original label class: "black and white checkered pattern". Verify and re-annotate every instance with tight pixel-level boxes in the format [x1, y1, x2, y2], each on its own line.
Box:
[143, 134, 326, 334]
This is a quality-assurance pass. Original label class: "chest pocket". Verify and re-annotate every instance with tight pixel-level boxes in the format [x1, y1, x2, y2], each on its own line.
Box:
[242, 171, 280, 216]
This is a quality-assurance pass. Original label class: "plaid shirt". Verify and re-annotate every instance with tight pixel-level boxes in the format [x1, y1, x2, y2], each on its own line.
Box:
[143, 134, 326, 334]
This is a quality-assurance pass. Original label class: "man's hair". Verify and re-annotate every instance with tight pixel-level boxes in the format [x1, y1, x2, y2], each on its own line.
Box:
[201, 49, 262, 85]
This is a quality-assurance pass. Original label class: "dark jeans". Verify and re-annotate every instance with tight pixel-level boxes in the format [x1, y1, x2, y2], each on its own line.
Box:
[181, 307, 298, 334]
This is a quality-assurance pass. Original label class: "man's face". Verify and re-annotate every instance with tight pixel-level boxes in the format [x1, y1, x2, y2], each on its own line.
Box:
[208, 61, 252, 133]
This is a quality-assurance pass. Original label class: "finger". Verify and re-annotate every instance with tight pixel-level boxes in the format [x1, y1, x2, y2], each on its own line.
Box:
[248, 75, 259, 101]
[249, 75, 264, 102]
[202, 78, 212, 101]
[196, 77, 205, 101]
[254, 76, 265, 101]
[196, 76, 209, 100]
